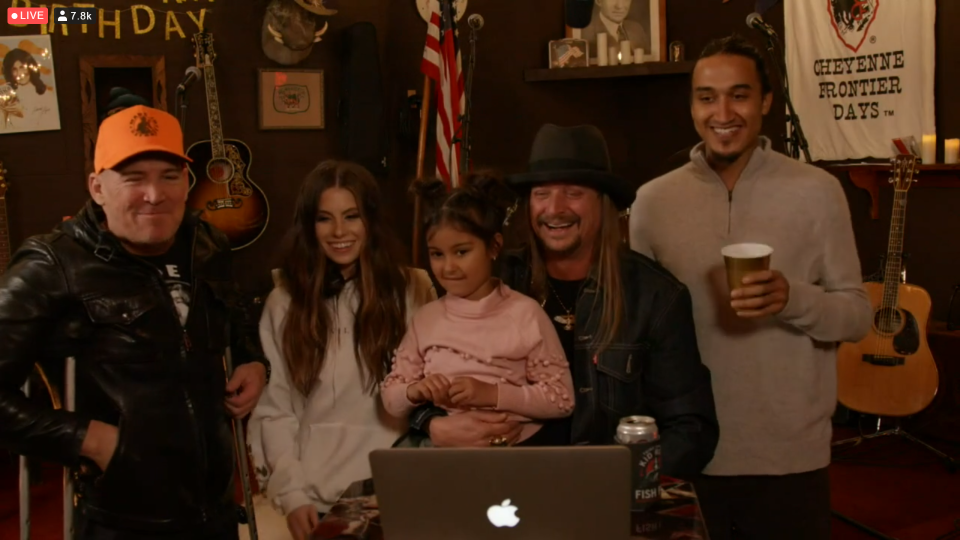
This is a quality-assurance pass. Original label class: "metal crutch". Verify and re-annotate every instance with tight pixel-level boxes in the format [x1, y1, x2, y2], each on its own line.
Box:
[19, 362, 72, 540]
[224, 345, 258, 540]
[63, 357, 76, 540]
[19, 379, 30, 540]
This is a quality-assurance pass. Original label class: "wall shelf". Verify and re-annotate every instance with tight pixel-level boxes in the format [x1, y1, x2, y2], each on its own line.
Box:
[524, 61, 695, 82]
[826, 163, 960, 219]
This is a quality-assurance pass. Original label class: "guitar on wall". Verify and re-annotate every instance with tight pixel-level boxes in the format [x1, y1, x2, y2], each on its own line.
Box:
[186, 32, 270, 251]
[837, 153, 938, 418]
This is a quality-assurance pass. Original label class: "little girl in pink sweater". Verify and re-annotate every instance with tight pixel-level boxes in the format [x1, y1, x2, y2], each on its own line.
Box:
[380, 172, 575, 446]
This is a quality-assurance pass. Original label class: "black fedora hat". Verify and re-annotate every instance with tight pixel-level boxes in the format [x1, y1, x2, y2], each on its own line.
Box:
[506, 124, 636, 210]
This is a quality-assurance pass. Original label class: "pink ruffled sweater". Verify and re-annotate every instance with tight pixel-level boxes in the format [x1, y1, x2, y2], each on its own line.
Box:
[381, 282, 575, 443]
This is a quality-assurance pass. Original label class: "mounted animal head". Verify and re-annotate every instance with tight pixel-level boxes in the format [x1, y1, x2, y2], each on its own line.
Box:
[261, 0, 336, 66]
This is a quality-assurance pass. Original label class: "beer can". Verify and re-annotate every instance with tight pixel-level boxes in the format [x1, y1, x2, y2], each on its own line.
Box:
[616, 415, 661, 512]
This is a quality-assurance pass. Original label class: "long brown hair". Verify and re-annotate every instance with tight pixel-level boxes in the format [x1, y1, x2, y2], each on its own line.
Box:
[523, 194, 624, 355]
[280, 160, 409, 396]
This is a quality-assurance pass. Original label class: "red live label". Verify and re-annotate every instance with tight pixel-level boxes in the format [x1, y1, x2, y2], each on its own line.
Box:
[7, 7, 48, 24]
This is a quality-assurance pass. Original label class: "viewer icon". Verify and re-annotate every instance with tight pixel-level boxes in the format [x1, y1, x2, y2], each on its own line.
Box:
[58, 10, 68, 22]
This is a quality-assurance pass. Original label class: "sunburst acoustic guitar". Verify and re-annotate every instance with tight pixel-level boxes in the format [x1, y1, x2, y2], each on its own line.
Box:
[186, 32, 270, 251]
[837, 153, 938, 418]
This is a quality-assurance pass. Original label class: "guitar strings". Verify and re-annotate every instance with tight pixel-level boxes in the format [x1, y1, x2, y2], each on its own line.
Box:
[874, 167, 893, 362]
[876, 161, 900, 361]
[876, 159, 911, 363]
[881, 184, 903, 358]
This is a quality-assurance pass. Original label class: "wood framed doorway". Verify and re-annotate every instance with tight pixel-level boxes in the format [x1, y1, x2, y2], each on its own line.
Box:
[79, 55, 167, 176]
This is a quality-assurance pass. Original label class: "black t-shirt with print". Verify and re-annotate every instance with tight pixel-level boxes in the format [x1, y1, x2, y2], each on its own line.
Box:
[141, 240, 192, 327]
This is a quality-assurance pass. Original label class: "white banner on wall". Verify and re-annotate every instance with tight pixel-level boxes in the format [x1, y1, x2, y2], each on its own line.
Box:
[784, 0, 936, 161]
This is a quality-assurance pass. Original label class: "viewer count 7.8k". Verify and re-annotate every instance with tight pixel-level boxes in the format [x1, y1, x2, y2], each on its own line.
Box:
[7, 7, 97, 25]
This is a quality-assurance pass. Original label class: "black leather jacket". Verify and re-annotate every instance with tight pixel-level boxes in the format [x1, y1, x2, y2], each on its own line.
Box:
[411, 247, 719, 478]
[0, 201, 266, 533]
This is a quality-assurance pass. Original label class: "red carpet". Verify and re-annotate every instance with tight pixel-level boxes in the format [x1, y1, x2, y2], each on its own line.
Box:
[830, 426, 960, 540]
[1, 429, 958, 539]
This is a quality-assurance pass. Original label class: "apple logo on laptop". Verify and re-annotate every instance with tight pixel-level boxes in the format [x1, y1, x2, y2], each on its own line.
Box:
[487, 499, 520, 528]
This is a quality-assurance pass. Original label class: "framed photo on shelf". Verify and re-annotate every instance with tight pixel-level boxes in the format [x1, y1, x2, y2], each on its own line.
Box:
[565, 0, 666, 64]
[258, 68, 325, 130]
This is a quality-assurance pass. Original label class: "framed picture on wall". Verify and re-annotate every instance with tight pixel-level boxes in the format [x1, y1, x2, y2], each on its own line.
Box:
[258, 68, 325, 130]
[0, 34, 61, 135]
[565, 0, 667, 64]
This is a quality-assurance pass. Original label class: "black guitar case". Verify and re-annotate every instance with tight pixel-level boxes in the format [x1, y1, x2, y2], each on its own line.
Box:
[339, 22, 388, 177]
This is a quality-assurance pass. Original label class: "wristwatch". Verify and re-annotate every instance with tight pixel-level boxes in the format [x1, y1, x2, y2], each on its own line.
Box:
[422, 415, 437, 436]
[411, 406, 447, 435]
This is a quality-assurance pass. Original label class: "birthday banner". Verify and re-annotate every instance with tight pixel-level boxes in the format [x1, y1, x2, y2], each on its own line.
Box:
[7, 0, 211, 40]
[784, 0, 936, 161]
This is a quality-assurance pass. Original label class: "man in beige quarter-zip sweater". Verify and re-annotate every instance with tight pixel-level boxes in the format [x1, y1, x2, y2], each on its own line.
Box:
[630, 35, 872, 540]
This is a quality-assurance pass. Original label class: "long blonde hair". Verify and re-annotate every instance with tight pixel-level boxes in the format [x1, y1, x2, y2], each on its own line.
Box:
[524, 194, 624, 355]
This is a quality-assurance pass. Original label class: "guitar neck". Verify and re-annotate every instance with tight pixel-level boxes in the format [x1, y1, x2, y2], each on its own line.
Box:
[201, 57, 227, 160]
[0, 198, 11, 273]
[881, 187, 909, 307]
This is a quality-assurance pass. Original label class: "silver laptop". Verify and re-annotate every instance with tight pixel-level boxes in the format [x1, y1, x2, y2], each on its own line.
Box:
[369, 446, 632, 540]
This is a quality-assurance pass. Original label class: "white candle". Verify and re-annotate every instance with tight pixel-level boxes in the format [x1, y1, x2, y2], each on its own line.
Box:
[609, 46, 619, 66]
[634, 48, 645, 63]
[597, 33, 608, 66]
[620, 40, 633, 64]
[921, 134, 936, 164]
[945, 138, 959, 165]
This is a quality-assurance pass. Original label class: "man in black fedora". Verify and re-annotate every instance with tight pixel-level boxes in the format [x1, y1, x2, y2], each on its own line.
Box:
[407, 124, 719, 479]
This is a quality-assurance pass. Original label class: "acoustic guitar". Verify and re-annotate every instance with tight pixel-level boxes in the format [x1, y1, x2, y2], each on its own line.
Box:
[837, 154, 938, 417]
[186, 32, 270, 251]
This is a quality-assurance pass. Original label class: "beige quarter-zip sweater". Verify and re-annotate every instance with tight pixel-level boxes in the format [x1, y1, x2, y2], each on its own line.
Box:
[629, 138, 872, 476]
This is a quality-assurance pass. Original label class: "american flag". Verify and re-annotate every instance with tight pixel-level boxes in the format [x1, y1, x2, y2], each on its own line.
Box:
[421, 0, 465, 190]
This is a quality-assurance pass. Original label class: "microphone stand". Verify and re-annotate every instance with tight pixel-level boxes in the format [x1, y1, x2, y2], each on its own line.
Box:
[458, 17, 481, 174]
[176, 85, 189, 133]
[762, 29, 812, 163]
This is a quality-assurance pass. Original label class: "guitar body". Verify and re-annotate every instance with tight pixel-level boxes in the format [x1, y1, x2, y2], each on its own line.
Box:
[186, 138, 269, 250]
[837, 281, 939, 417]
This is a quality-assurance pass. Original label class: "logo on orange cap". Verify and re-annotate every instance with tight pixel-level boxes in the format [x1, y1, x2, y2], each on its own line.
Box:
[94, 105, 192, 174]
[129, 111, 160, 137]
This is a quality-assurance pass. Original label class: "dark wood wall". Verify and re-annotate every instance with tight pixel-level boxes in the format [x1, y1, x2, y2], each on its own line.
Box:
[1, 0, 958, 320]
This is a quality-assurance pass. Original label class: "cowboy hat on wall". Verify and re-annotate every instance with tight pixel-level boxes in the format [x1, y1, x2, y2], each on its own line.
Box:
[261, 0, 336, 66]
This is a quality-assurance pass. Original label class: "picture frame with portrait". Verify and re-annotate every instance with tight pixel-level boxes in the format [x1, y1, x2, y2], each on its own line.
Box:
[565, 0, 667, 64]
[0, 34, 61, 136]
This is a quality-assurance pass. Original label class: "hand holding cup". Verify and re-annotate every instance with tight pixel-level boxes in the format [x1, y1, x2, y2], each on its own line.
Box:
[722, 243, 790, 318]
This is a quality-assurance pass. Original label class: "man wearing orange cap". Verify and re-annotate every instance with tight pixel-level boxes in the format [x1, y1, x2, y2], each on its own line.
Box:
[0, 105, 268, 539]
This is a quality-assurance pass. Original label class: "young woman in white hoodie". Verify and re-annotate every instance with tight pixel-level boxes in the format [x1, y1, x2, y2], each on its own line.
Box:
[247, 160, 435, 540]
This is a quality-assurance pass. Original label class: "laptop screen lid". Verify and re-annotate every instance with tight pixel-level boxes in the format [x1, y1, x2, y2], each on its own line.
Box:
[369, 446, 632, 540]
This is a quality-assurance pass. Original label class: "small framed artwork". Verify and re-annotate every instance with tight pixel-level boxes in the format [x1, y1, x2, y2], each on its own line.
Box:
[0, 34, 62, 136]
[549, 39, 590, 68]
[565, 0, 667, 64]
[258, 68, 324, 130]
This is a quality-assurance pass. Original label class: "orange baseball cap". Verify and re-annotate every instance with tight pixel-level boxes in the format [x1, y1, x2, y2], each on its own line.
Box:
[94, 105, 192, 173]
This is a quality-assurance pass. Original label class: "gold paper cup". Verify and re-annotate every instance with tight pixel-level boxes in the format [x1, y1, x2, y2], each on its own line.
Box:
[722, 243, 773, 292]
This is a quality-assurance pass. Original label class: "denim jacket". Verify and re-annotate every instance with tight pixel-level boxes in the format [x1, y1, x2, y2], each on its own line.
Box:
[409, 246, 719, 478]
